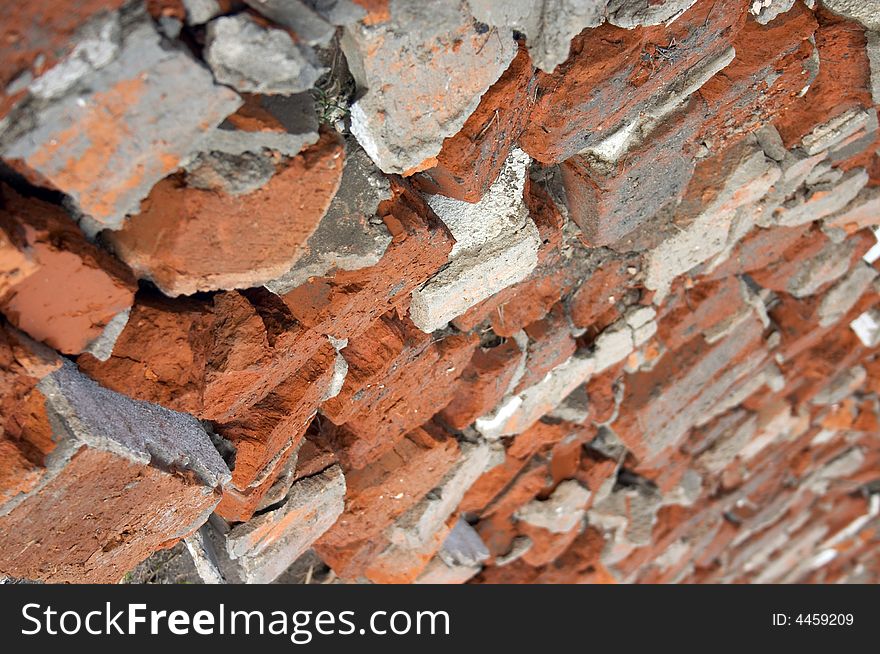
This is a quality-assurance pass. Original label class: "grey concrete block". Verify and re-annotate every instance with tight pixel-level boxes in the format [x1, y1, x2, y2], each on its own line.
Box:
[342, 0, 516, 173]
[205, 14, 327, 95]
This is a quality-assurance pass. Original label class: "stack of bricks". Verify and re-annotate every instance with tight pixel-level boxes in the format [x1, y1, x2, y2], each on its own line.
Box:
[2, 0, 880, 585]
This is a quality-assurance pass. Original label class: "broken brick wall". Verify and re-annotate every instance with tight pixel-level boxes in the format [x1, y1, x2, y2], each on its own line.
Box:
[2, 0, 880, 585]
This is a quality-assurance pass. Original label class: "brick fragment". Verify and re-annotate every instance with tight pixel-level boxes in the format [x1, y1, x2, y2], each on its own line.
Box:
[0, 14, 241, 233]
[209, 465, 345, 584]
[106, 133, 344, 296]
[0, 185, 135, 354]
[78, 289, 330, 422]
[341, 0, 517, 174]
[314, 428, 459, 579]
[319, 313, 478, 468]
[214, 340, 337, 522]
[520, 0, 744, 163]
[0, 362, 229, 583]
[280, 178, 455, 340]
[414, 47, 537, 202]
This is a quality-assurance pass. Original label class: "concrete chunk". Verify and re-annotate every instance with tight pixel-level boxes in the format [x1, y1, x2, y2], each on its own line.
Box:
[214, 465, 345, 584]
[205, 14, 326, 95]
[410, 149, 541, 332]
[1, 19, 242, 234]
[515, 480, 590, 534]
[341, 0, 517, 173]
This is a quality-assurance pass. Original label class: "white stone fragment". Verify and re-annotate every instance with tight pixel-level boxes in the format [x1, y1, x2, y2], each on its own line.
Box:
[801, 108, 872, 155]
[515, 480, 591, 534]
[850, 308, 880, 347]
[410, 149, 541, 332]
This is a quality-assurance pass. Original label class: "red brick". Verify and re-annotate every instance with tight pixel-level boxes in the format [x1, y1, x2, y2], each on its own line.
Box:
[414, 47, 537, 202]
[281, 178, 454, 340]
[78, 289, 328, 422]
[0, 185, 135, 354]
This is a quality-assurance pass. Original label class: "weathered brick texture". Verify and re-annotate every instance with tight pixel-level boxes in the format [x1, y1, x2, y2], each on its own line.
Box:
[2, 0, 880, 585]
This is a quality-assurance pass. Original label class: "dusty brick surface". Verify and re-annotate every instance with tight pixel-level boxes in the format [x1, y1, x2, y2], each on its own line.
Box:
[2, 0, 880, 587]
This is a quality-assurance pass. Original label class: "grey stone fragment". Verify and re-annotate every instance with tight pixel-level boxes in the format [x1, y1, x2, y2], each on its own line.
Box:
[515, 480, 590, 533]
[438, 519, 490, 568]
[606, 0, 697, 28]
[548, 385, 590, 423]
[183, 0, 222, 25]
[266, 144, 392, 293]
[818, 261, 878, 327]
[205, 14, 326, 95]
[185, 93, 321, 196]
[755, 124, 787, 162]
[198, 94, 320, 158]
[83, 308, 131, 361]
[820, 0, 880, 30]
[158, 16, 183, 39]
[305, 0, 367, 24]
[469, 0, 606, 73]
[184, 526, 227, 584]
[186, 151, 278, 196]
[869, 32, 880, 105]
[342, 0, 516, 173]
[212, 466, 345, 584]
[1, 18, 242, 234]
[245, 0, 336, 45]
[805, 161, 844, 186]
[38, 361, 231, 489]
[749, 0, 796, 24]
[589, 426, 627, 461]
